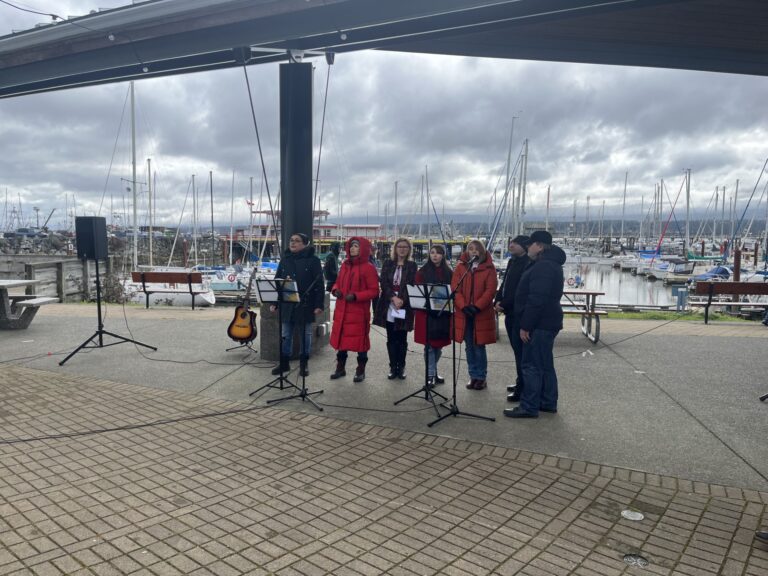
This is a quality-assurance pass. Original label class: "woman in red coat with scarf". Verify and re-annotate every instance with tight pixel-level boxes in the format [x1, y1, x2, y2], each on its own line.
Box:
[329, 237, 380, 382]
[413, 245, 453, 386]
[451, 239, 497, 390]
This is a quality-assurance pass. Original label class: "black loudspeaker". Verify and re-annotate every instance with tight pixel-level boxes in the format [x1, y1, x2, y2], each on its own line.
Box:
[75, 216, 108, 260]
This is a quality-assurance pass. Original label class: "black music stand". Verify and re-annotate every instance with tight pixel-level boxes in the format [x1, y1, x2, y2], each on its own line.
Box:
[394, 283, 449, 416]
[265, 278, 324, 411]
[59, 259, 157, 365]
[250, 278, 299, 396]
[428, 265, 495, 427]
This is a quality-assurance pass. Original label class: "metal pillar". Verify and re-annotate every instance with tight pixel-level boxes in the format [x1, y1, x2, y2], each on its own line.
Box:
[279, 62, 313, 253]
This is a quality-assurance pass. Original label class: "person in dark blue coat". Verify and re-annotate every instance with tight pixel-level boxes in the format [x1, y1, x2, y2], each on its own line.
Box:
[270, 233, 324, 377]
[505, 230, 566, 418]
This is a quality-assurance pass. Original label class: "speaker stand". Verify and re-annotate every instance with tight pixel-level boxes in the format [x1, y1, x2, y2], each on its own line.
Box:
[59, 259, 156, 365]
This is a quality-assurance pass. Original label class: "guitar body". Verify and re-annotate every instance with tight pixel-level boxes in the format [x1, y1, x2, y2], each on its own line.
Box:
[227, 267, 259, 344]
[228, 305, 257, 343]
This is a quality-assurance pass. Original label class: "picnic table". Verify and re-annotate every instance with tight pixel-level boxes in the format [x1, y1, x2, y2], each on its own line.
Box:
[562, 289, 606, 343]
[0, 279, 58, 330]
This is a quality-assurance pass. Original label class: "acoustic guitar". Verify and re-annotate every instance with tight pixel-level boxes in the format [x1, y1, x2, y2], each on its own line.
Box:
[227, 268, 258, 344]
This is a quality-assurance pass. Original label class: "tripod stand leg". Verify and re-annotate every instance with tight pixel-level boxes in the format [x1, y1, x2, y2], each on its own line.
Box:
[58, 332, 100, 366]
[428, 404, 496, 427]
[100, 330, 157, 351]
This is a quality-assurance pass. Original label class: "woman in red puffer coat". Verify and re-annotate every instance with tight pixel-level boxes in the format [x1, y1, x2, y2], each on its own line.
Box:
[413, 245, 453, 386]
[329, 236, 380, 382]
[451, 239, 497, 390]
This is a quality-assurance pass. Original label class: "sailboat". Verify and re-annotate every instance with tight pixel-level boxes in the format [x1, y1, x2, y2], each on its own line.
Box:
[118, 82, 216, 307]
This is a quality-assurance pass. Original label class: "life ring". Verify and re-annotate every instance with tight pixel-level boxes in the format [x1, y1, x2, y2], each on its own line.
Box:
[227, 274, 236, 283]
[567, 277, 576, 286]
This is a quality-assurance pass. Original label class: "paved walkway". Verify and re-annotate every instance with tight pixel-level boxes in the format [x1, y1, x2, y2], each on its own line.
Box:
[1, 305, 768, 574]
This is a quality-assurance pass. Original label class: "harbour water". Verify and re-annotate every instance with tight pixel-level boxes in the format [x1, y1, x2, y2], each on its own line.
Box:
[566, 263, 681, 308]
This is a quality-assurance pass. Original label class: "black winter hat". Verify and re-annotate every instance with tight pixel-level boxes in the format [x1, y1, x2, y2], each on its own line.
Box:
[510, 235, 531, 248]
[530, 230, 553, 245]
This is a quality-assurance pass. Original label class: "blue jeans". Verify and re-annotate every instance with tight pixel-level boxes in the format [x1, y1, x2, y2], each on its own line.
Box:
[281, 321, 313, 358]
[520, 328, 559, 415]
[464, 316, 487, 379]
[424, 345, 443, 378]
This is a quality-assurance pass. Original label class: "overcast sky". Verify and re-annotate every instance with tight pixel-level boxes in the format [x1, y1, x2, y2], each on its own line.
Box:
[2, 0, 768, 233]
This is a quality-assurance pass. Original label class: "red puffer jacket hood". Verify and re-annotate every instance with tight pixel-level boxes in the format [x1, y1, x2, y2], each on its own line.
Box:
[344, 236, 372, 264]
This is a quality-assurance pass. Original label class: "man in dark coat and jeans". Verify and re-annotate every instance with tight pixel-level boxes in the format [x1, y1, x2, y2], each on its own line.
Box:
[270, 233, 324, 377]
[494, 235, 530, 402]
[505, 230, 566, 418]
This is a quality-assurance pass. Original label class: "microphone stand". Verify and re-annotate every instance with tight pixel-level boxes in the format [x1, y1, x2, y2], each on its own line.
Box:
[428, 258, 495, 427]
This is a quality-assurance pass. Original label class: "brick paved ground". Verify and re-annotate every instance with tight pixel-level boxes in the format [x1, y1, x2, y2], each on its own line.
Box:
[1, 364, 767, 575]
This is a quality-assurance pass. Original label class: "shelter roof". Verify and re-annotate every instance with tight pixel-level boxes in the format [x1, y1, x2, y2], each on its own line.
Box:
[0, 0, 766, 98]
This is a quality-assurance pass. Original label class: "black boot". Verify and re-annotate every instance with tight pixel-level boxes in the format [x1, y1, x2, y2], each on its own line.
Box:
[330, 357, 346, 379]
[271, 357, 290, 375]
[386, 342, 397, 379]
[299, 356, 309, 377]
[353, 358, 368, 383]
[397, 341, 407, 379]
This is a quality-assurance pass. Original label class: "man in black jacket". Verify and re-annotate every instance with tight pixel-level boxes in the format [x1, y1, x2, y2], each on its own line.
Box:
[505, 230, 566, 419]
[494, 235, 530, 402]
[270, 233, 324, 377]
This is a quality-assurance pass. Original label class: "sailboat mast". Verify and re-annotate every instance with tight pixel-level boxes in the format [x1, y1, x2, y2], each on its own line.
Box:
[147, 158, 153, 267]
[192, 174, 198, 267]
[248, 176, 254, 264]
[685, 168, 691, 258]
[418, 175, 424, 239]
[425, 165, 431, 246]
[731, 179, 739, 240]
[230, 170, 235, 266]
[545, 185, 550, 230]
[520, 139, 528, 233]
[210, 170, 215, 266]
[620, 171, 628, 245]
[130, 81, 138, 269]
[393, 180, 398, 238]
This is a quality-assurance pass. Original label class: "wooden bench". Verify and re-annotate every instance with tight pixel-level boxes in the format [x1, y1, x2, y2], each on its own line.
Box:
[130, 271, 206, 309]
[692, 281, 768, 324]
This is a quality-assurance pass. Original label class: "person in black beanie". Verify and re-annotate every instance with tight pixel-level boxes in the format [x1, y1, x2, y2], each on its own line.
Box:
[505, 229, 566, 419]
[494, 235, 530, 402]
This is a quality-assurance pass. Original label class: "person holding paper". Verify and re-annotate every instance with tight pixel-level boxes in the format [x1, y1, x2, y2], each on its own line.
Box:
[413, 245, 453, 386]
[329, 237, 380, 382]
[374, 238, 417, 379]
[451, 240, 498, 390]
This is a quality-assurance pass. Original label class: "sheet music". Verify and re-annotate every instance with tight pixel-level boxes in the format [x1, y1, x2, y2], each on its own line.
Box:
[406, 284, 450, 311]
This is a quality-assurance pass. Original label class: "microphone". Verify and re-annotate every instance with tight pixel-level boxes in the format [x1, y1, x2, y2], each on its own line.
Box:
[469, 255, 479, 263]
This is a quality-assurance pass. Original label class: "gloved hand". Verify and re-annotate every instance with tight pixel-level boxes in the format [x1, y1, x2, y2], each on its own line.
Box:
[344, 292, 356, 302]
[332, 289, 342, 299]
[463, 305, 480, 316]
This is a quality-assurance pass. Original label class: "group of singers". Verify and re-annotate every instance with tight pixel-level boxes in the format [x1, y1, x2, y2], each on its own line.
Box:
[271, 229, 565, 419]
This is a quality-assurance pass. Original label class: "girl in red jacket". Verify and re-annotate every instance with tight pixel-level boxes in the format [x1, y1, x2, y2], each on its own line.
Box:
[329, 237, 380, 382]
[451, 240, 497, 390]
